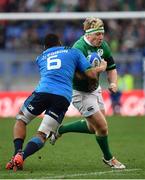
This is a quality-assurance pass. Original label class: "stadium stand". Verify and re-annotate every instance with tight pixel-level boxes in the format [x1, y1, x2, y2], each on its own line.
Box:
[0, 0, 144, 90]
[0, 0, 145, 12]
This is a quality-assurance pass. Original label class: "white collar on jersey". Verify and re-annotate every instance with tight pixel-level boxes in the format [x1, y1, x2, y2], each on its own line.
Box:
[84, 36, 94, 47]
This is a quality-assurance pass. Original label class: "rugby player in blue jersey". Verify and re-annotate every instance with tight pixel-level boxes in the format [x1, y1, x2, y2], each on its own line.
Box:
[6, 34, 107, 171]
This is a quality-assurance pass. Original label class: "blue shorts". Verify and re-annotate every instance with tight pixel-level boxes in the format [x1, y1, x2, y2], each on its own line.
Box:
[23, 92, 70, 123]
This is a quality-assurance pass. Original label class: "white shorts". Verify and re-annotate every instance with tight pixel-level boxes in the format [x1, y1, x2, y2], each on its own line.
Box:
[72, 86, 105, 117]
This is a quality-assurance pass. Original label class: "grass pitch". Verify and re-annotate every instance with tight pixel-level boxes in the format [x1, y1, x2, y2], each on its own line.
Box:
[0, 116, 145, 179]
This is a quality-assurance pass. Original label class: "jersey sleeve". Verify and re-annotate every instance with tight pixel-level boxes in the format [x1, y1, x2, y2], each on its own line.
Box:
[74, 48, 91, 72]
[106, 56, 116, 71]
[103, 41, 116, 71]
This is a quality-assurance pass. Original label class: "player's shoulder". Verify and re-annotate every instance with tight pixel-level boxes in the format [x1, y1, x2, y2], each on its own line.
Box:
[36, 53, 43, 62]
[73, 36, 85, 47]
[63, 46, 72, 50]
[59, 46, 82, 57]
[63, 46, 78, 53]
[71, 47, 84, 55]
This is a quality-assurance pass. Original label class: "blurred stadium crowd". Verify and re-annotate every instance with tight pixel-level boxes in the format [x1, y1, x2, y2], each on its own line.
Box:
[0, 19, 145, 54]
[0, 0, 145, 12]
[0, 0, 145, 90]
[0, 0, 145, 52]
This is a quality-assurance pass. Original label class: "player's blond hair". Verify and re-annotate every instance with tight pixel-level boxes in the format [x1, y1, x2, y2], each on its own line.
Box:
[83, 17, 104, 34]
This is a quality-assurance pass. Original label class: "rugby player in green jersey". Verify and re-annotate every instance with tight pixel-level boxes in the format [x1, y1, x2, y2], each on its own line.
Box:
[50, 17, 125, 169]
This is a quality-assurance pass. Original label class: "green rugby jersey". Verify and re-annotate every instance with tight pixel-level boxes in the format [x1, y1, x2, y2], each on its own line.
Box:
[73, 36, 116, 92]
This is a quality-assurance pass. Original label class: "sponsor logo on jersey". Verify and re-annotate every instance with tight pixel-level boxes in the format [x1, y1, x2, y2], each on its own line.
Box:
[28, 104, 34, 111]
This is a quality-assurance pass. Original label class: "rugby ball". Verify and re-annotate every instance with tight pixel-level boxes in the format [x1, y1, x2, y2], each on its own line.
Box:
[87, 52, 102, 67]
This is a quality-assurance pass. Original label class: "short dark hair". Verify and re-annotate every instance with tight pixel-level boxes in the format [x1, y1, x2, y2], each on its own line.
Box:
[44, 33, 61, 49]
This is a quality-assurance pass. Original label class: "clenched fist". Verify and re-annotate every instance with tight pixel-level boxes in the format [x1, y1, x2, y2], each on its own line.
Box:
[108, 83, 118, 93]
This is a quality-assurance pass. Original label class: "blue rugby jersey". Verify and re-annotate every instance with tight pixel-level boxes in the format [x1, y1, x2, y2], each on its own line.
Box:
[35, 46, 91, 102]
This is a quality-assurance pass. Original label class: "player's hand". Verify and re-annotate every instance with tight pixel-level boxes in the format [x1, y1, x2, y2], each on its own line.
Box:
[108, 83, 118, 93]
[99, 60, 107, 72]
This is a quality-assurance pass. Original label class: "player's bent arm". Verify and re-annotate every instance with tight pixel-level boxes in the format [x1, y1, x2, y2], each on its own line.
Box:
[85, 61, 107, 79]
[107, 69, 118, 93]
[98, 59, 107, 72]
[84, 68, 97, 79]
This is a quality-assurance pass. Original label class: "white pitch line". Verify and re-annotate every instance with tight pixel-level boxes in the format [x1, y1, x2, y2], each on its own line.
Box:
[42, 168, 142, 179]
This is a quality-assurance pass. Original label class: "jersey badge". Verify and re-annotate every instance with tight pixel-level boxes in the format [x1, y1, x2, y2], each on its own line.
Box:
[97, 49, 103, 57]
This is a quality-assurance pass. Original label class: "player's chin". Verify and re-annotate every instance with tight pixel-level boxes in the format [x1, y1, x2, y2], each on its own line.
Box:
[96, 41, 102, 47]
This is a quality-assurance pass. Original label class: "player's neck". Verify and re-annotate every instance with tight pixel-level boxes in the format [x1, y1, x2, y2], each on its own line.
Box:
[84, 36, 94, 47]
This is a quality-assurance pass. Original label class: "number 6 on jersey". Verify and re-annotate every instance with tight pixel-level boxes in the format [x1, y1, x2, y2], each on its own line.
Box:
[47, 55, 61, 70]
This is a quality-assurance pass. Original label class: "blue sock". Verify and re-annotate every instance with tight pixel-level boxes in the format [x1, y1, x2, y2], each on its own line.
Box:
[13, 138, 24, 155]
[23, 137, 44, 160]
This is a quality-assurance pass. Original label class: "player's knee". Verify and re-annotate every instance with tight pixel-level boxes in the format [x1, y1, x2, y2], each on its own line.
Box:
[100, 128, 108, 135]
[16, 113, 29, 125]
[38, 114, 60, 139]
[16, 110, 35, 124]
[98, 124, 108, 135]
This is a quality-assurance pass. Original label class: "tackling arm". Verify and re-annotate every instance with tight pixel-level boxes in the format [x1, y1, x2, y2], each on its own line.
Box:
[85, 60, 107, 79]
